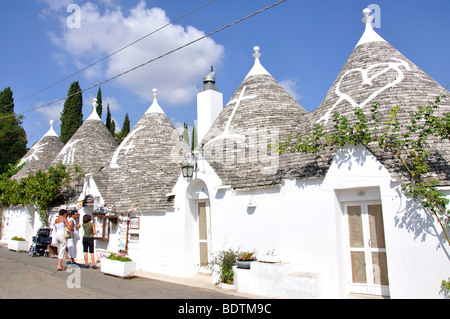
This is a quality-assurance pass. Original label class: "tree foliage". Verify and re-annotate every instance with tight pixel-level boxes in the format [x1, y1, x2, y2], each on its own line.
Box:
[0, 163, 84, 226]
[96, 86, 103, 119]
[0, 87, 27, 175]
[60, 81, 83, 144]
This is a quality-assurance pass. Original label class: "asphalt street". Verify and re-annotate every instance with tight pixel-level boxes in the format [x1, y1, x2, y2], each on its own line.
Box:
[0, 245, 248, 300]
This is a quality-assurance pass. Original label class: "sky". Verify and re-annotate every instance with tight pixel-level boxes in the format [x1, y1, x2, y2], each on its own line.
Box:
[1, 0, 449, 148]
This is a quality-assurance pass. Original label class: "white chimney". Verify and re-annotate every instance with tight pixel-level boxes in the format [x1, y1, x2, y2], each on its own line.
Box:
[197, 66, 223, 143]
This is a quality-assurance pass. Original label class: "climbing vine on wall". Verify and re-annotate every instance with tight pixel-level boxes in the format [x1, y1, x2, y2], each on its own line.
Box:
[273, 94, 450, 293]
[0, 162, 84, 226]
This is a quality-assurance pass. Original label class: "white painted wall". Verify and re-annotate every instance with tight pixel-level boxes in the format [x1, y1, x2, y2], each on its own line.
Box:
[1, 205, 35, 244]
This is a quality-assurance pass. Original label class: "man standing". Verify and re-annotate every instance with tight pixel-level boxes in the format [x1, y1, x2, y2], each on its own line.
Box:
[67, 210, 81, 264]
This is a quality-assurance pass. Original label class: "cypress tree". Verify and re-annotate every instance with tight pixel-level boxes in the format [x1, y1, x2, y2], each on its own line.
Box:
[191, 124, 198, 151]
[182, 123, 190, 145]
[0, 87, 14, 114]
[106, 103, 111, 131]
[121, 113, 130, 140]
[0, 87, 27, 174]
[96, 87, 103, 118]
[110, 119, 116, 136]
[60, 81, 83, 144]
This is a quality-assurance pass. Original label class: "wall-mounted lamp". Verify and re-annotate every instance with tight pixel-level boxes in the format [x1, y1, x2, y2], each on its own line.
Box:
[75, 183, 84, 193]
[181, 164, 195, 178]
[181, 152, 197, 178]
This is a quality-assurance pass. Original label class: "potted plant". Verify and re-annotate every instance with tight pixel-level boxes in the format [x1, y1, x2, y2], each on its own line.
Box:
[210, 249, 239, 285]
[100, 253, 136, 278]
[8, 236, 28, 252]
[236, 251, 256, 269]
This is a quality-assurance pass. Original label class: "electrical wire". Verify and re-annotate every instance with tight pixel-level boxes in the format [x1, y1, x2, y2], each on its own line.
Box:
[0, 0, 218, 113]
[0, 0, 287, 120]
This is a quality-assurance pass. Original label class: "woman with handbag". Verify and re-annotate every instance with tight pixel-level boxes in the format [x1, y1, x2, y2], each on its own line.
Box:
[53, 209, 72, 271]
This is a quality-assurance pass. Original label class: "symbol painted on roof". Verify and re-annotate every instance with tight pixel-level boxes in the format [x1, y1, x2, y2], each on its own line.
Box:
[110, 125, 146, 168]
[60, 139, 83, 165]
[318, 58, 411, 124]
[205, 86, 257, 146]
[18, 142, 48, 166]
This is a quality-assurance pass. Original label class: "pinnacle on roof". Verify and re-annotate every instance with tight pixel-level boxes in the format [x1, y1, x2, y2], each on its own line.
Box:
[305, 6, 450, 186]
[43, 119, 58, 137]
[13, 119, 64, 180]
[86, 98, 102, 121]
[202, 66, 218, 91]
[145, 88, 165, 114]
[355, 7, 387, 47]
[245, 46, 271, 78]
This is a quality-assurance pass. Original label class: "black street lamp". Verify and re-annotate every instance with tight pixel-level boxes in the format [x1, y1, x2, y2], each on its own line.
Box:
[181, 165, 195, 178]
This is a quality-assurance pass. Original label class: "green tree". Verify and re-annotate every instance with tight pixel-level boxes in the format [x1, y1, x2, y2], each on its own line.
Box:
[96, 86, 103, 119]
[191, 124, 198, 151]
[0, 87, 27, 174]
[60, 81, 83, 144]
[182, 122, 190, 145]
[106, 103, 111, 131]
[109, 119, 116, 137]
[0, 87, 14, 114]
[117, 113, 130, 144]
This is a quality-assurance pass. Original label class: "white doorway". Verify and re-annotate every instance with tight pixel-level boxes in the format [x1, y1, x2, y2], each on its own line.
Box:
[344, 202, 390, 296]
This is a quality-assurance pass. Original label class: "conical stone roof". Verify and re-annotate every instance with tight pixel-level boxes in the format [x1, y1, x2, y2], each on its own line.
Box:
[13, 120, 64, 181]
[103, 89, 189, 214]
[297, 8, 450, 185]
[201, 47, 308, 190]
[52, 99, 118, 177]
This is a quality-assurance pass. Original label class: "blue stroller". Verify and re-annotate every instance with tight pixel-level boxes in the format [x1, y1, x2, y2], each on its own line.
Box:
[28, 227, 52, 257]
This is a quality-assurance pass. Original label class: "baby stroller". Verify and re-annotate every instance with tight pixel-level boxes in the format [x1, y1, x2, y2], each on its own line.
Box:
[28, 227, 52, 257]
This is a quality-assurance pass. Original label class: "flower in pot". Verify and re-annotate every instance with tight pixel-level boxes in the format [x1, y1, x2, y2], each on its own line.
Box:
[107, 253, 133, 262]
[101, 253, 136, 278]
[236, 251, 256, 269]
[8, 236, 28, 252]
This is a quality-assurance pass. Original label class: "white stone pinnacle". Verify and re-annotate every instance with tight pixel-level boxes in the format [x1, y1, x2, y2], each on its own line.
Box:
[355, 7, 387, 47]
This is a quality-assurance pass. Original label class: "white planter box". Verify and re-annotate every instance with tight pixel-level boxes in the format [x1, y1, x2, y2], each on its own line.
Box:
[8, 240, 28, 252]
[101, 258, 136, 278]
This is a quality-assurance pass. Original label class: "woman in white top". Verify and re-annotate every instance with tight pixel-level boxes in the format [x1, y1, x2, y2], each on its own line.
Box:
[53, 209, 72, 271]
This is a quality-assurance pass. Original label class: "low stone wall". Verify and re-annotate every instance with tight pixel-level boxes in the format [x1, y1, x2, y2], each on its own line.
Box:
[233, 261, 322, 299]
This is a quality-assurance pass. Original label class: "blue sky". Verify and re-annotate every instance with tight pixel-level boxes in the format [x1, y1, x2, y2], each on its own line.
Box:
[1, 0, 449, 147]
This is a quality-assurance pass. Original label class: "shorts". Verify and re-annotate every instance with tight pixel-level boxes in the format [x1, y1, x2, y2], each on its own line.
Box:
[82, 237, 94, 253]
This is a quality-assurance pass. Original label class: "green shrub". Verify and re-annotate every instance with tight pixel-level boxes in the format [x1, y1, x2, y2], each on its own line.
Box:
[211, 249, 239, 285]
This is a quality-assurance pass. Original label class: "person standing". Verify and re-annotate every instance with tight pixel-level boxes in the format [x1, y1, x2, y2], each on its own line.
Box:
[67, 210, 81, 264]
[53, 209, 71, 271]
[82, 214, 97, 269]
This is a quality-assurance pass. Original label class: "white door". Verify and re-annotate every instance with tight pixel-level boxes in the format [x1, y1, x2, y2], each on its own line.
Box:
[198, 201, 211, 272]
[345, 202, 390, 296]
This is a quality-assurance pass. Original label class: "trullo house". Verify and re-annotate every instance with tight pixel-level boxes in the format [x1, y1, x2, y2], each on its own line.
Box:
[2, 7, 449, 299]
[2, 120, 64, 242]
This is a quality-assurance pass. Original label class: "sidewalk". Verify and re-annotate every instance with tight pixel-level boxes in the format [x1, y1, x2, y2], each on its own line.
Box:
[72, 255, 265, 299]
[134, 270, 264, 299]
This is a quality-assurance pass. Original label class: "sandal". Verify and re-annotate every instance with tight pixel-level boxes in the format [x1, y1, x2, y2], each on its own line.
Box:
[57, 267, 66, 271]
[91, 265, 98, 269]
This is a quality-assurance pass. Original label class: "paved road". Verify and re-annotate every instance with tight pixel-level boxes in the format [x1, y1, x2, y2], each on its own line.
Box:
[0, 246, 248, 299]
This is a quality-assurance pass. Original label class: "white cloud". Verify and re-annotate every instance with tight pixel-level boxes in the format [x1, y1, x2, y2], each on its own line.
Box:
[35, 101, 63, 126]
[279, 78, 303, 101]
[47, 1, 224, 106]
